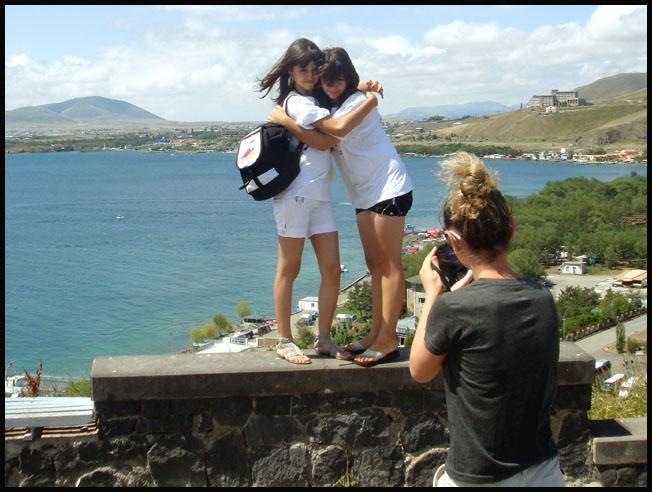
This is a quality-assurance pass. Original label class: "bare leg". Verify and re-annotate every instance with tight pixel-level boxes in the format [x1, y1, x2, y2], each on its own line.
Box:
[274, 236, 311, 364]
[347, 211, 383, 349]
[354, 213, 406, 364]
[310, 231, 341, 337]
[310, 231, 352, 360]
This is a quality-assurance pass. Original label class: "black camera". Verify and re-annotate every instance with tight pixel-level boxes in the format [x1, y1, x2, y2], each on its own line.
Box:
[434, 243, 468, 291]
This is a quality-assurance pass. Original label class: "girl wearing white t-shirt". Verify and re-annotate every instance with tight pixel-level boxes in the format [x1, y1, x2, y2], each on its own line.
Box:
[269, 47, 413, 367]
[259, 39, 379, 365]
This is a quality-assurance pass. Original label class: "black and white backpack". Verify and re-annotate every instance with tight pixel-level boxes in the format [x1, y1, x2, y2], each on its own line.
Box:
[236, 97, 303, 201]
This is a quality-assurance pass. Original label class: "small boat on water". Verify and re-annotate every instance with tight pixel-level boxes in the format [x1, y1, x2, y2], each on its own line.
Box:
[340, 264, 349, 273]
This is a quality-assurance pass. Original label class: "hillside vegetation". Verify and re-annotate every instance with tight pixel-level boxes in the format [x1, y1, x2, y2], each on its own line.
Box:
[509, 174, 647, 269]
[390, 73, 647, 153]
[577, 73, 647, 102]
[392, 93, 647, 153]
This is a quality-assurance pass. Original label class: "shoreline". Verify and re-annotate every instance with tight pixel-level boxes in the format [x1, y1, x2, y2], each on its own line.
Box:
[5, 148, 647, 166]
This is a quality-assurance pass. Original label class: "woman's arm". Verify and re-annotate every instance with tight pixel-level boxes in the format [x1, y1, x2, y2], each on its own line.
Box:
[409, 247, 474, 383]
[409, 245, 447, 383]
[313, 91, 378, 138]
[268, 105, 338, 151]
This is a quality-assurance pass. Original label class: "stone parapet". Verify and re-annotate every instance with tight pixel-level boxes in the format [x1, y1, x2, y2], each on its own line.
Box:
[589, 417, 648, 487]
[6, 342, 598, 487]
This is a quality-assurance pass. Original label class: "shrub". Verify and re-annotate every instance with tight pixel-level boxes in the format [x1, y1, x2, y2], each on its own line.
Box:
[296, 324, 314, 350]
[212, 313, 233, 333]
[63, 378, 92, 397]
[191, 326, 207, 343]
[615, 322, 626, 354]
[626, 337, 641, 354]
[600, 289, 633, 321]
[203, 322, 218, 339]
[589, 379, 647, 420]
[331, 320, 355, 346]
[403, 330, 415, 348]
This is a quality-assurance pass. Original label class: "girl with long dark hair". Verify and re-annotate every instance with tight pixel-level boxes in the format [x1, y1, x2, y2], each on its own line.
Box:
[259, 39, 379, 364]
[269, 47, 413, 367]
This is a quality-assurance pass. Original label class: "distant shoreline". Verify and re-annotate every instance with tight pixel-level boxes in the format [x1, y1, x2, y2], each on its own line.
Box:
[5, 148, 647, 166]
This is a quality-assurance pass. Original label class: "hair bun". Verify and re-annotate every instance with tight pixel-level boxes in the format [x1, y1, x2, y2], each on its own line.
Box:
[439, 152, 498, 222]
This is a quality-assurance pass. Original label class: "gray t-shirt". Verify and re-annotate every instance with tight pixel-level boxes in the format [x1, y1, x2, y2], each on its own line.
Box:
[425, 278, 559, 484]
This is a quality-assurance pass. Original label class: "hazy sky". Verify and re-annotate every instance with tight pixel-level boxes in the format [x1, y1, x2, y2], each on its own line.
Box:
[5, 5, 647, 122]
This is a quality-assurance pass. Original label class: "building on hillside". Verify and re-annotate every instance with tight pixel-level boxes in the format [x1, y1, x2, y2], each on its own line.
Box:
[396, 317, 416, 347]
[298, 296, 319, 312]
[406, 275, 426, 318]
[528, 89, 580, 108]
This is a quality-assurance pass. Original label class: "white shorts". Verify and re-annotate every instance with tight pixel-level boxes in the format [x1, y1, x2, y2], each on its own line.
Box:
[433, 456, 565, 487]
[272, 196, 337, 238]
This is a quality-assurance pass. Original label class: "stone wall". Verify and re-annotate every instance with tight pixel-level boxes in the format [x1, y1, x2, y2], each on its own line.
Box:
[6, 343, 598, 487]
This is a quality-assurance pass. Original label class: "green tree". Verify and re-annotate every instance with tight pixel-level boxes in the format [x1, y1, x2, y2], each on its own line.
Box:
[556, 286, 600, 320]
[599, 289, 632, 322]
[508, 248, 546, 279]
[345, 282, 373, 320]
[402, 247, 432, 279]
[235, 301, 251, 321]
[615, 322, 626, 354]
[212, 313, 233, 333]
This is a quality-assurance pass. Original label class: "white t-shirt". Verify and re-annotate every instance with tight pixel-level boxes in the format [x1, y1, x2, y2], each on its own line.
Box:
[331, 91, 413, 209]
[274, 91, 332, 202]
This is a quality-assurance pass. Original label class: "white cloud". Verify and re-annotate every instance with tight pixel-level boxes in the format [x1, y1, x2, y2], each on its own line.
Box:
[586, 5, 647, 42]
[424, 21, 512, 46]
[6, 53, 31, 67]
[4, 6, 648, 120]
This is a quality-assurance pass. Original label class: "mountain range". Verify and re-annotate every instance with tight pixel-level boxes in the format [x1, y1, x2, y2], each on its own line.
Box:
[385, 101, 518, 121]
[5, 96, 164, 128]
[4, 73, 647, 130]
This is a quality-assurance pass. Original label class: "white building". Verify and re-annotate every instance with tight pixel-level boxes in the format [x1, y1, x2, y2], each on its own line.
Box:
[396, 317, 416, 347]
[298, 296, 319, 311]
[560, 261, 587, 275]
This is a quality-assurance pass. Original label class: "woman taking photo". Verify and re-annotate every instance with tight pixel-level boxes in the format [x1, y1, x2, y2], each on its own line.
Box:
[409, 151, 565, 486]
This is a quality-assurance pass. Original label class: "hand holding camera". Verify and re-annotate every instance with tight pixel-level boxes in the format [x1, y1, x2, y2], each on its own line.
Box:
[434, 243, 469, 291]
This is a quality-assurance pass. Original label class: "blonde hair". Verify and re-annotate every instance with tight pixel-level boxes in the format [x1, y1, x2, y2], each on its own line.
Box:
[438, 151, 512, 258]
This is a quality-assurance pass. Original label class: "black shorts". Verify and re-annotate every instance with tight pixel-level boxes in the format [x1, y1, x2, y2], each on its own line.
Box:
[355, 191, 413, 217]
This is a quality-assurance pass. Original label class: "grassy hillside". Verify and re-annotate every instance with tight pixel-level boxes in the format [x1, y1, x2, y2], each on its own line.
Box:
[392, 93, 647, 153]
[576, 73, 647, 102]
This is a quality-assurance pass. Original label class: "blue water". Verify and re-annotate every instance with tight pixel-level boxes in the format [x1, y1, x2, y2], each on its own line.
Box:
[4, 151, 646, 377]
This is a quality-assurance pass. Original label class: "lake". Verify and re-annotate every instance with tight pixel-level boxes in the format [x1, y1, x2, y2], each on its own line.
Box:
[4, 151, 646, 377]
